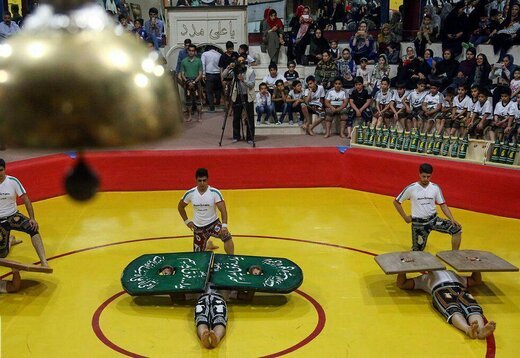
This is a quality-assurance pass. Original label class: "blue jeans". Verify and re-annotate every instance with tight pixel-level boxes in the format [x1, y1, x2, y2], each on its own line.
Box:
[288, 103, 303, 122]
[256, 104, 272, 122]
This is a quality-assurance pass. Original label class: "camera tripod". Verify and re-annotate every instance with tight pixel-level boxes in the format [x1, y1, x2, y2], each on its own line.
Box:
[218, 68, 256, 148]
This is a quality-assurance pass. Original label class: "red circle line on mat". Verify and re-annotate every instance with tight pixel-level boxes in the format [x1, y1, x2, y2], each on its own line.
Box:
[1, 234, 495, 358]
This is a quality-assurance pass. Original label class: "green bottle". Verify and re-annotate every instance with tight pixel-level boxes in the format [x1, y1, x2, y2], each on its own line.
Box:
[356, 125, 364, 145]
[506, 140, 518, 165]
[389, 127, 397, 149]
[367, 126, 375, 146]
[432, 131, 443, 155]
[426, 131, 435, 154]
[403, 130, 411, 151]
[396, 128, 405, 150]
[381, 127, 390, 148]
[498, 141, 509, 163]
[363, 125, 371, 145]
[375, 127, 383, 147]
[490, 139, 500, 162]
[409, 129, 419, 152]
[450, 136, 460, 157]
[458, 134, 469, 159]
[441, 135, 451, 156]
[417, 131, 425, 153]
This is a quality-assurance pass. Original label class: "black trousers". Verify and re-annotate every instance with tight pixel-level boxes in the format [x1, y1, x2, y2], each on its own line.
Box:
[205, 73, 222, 110]
[233, 95, 255, 141]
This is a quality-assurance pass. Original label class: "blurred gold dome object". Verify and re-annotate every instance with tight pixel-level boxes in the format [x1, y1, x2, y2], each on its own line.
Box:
[0, 2, 182, 148]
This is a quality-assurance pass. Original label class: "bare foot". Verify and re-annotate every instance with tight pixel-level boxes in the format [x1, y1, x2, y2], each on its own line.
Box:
[307, 128, 315, 136]
[478, 321, 496, 339]
[323, 133, 330, 138]
[10, 236, 22, 246]
[186, 116, 192, 122]
[467, 321, 478, 339]
[209, 330, 219, 348]
[339, 133, 346, 138]
[201, 330, 212, 349]
[206, 240, 220, 251]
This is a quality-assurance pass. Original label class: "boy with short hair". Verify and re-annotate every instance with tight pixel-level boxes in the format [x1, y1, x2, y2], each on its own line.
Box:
[407, 80, 428, 130]
[255, 82, 273, 124]
[373, 77, 395, 128]
[392, 82, 410, 130]
[450, 84, 472, 136]
[420, 81, 444, 133]
[348, 76, 373, 128]
[301, 75, 326, 135]
[467, 90, 493, 138]
[324, 77, 349, 138]
[355, 58, 371, 90]
[440, 87, 455, 134]
[329, 40, 340, 59]
[238, 43, 256, 66]
[272, 79, 290, 124]
[286, 80, 305, 125]
[284, 61, 300, 84]
[490, 89, 513, 141]
[262, 64, 286, 92]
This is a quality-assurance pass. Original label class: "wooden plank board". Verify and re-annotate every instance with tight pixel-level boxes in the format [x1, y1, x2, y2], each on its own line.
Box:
[374, 251, 445, 274]
[0, 259, 53, 273]
[437, 250, 519, 272]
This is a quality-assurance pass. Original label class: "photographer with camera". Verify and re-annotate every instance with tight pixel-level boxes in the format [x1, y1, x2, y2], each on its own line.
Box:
[221, 55, 256, 144]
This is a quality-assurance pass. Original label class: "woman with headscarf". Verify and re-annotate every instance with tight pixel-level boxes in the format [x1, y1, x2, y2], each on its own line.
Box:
[423, 5, 441, 39]
[349, 21, 376, 64]
[442, 2, 468, 59]
[472, 53, 492, 91]
[488, 14, 520, 58]
[308, 28, 330, 64]
[389, 10, 403, 42]
[262, 9, 285, 64]
[490, 54, 517, 106]
[288, 5, 304, 62]
[377, 23, 397, 56]
[431, 49, 460, 90]
[296, 6, 313, 42]
[370, 53, 390, 95]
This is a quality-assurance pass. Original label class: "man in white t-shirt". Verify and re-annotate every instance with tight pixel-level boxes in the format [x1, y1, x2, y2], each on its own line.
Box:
[178, 168, 234, 254]
[0, 159, 49, 267]
[393, 163, 462, 251]
[397, 267, 496, 339]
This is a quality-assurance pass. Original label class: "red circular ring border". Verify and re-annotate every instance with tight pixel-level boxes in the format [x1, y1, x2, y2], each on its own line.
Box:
[1, 234, 496, 358]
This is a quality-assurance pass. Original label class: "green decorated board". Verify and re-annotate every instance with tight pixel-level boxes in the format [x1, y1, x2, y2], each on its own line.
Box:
[121, 252, 213, 296]
[210, 254, 303, 293]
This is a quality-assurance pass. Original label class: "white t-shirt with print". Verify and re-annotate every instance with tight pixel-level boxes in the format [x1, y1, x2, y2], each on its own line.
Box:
[182, 185, 224, 227]
[453, 95, 471, 114]
[304, 85, 326, 107]
[423, 92, 444, 111]
[0, 176, 26, 217]
[325, 89, 348, 106]
[407, 89, 428, 109]
[395, 182, 445, 219]
[494, 100, 512, 117]
[375, 89, 394, 106]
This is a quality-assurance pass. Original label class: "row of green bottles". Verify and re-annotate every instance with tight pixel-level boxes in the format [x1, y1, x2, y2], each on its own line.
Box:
[490, 139, 519, 165]
[355, 125, 471, 159]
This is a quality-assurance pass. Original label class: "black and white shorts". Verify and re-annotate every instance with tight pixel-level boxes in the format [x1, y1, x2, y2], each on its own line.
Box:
[194, 293, 228, 329]
[411, 215, 462, 251]
[432, 284, 483, 323]
[0, 212, 39, 258]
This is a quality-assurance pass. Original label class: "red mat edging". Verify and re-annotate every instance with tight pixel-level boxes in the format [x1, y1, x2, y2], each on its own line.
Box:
[7, 148, 520, 219]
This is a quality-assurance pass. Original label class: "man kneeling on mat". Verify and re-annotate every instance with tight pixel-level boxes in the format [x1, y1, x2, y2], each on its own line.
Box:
[0, 269, 21, 293]
[397, 264, 496, 339]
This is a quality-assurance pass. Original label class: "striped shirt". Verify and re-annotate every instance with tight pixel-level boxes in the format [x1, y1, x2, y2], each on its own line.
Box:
[182, 186, 224, 226]
[0, 175, 27, 217]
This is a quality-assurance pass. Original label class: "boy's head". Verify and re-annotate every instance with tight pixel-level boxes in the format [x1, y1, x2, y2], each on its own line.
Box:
[429, 81, 440, 94]
[239, 43, 248, 54]
[416, 79, 426, 91]
[477, 92, 488, 104]
[259, 82, 268, 92]
[423, 14, 432, 24]
[514, 68, 520, 79]
[275, 79, 285, 89]
[306, 75, 316, 88]
[457, 84, 467, 96]
[149, 7, 159, 17]
[360, 58, 368, 67]
[470, 84, 480, 98]
[396, 82, 406, 95]
[226, 41, 234, 54]
[501, 88, 511, 102]
[379, 77, 389, 91]
[134, 18, 143, 28]
[445, 87, 455, 100]
[330, 40, 338, 49]
[333, 77, 343, 90]
[159, 266, 175, 276]
[354, 76, 364, 90]
[269, 64, 278, 76]
[287, 60, 296, 71]
[292, 80, 302, 91]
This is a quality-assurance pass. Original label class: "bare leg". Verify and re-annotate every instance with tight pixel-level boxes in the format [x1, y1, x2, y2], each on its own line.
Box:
[340, 120, 346, 138]
[451, 232, 461, 250]
[477, 321, 496, 339]
[31, 234, 49, 267]
[197, 324, 212, 349]
[10, 235, 22, 246]
[210, 325, 226, 348]
[6, 269, 21, 293]
[451, 313, 476, 338]
[324, 119, 332, 138]
[223, 239, 234, 255]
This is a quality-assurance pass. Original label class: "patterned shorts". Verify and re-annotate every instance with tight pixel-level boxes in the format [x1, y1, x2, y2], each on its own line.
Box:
[193, 219, 232, 252]
[411, 215, 461, 251]
[432, 284, 483, 323]
[195, 293, 228, 328]
[0, 212, 39, 258]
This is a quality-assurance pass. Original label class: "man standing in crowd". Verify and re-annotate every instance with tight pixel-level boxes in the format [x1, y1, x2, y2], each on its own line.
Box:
[176, 38, 192, 73]
[202, 45, 223, 112]
[393, 163, 462, 251]
[0, 12, 20, 40]
[144, 7, 164, 50]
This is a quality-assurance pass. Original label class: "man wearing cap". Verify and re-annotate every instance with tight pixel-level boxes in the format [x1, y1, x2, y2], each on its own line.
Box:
[393, 163, 462, 251]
